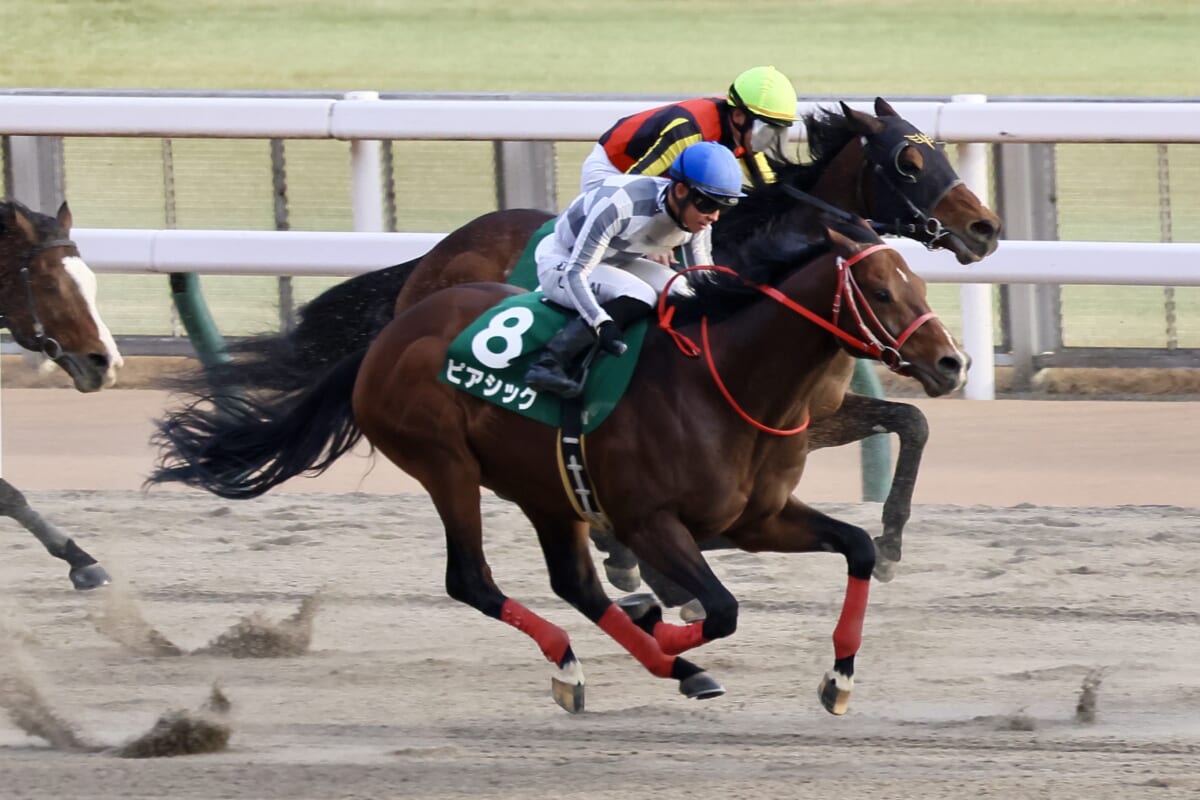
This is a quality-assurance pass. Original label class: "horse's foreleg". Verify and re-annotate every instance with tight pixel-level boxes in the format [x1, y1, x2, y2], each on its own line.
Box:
[733, 498, 875, 715]
[0, 479, 110, 590]
[808, 393, 929, 581]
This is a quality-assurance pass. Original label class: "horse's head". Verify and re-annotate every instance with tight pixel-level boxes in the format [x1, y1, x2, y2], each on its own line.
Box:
[0, 201, 123, 392]
[840, 98, 1001, 264]
[822, 218, 968, 397]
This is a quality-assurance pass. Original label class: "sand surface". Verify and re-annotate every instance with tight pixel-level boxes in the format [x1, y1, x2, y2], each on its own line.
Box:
[1, 389, 1198, 799]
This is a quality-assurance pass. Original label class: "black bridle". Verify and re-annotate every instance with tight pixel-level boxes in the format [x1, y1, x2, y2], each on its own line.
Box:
[779, 117, 963, 249]
[0, 237, 76, 360]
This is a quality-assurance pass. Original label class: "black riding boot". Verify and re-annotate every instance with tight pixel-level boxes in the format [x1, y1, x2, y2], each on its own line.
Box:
[524, 317, 595, 398]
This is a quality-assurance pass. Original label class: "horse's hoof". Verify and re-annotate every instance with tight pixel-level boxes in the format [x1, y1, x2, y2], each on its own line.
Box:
[679, 671, 724, 700]
[604, 562, 642, 593]
[552, 678, 585, 713]
[872, 557, 898, 583]
[551, 658, 585, 713]
[679, 599, 706, 622]
[617, 593, 659, 621]
[69, 563, 112, 591]
[818, 670, 853, 715]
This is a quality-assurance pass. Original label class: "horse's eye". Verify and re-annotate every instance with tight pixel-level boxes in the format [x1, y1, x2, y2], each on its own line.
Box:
[874, 289, 892, 303]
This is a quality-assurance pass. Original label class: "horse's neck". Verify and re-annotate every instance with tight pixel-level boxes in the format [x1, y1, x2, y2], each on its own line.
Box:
[696, 259, 844, 433]
[809, 137, 870, 218]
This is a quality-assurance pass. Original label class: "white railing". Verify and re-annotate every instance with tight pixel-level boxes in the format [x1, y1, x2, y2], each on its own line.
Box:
[70, 228, 1200, 287]
[3, 94, 1200, 142]
[5, 92, 1199, 399]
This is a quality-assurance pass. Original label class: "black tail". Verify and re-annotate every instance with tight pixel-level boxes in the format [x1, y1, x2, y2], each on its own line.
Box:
[168, 260, 416, 396]
[148, 349, 368, 499]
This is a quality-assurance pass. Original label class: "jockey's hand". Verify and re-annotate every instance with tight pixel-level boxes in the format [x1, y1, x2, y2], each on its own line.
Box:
[649, 252, 677, 267]
[596, 321, 628, 356]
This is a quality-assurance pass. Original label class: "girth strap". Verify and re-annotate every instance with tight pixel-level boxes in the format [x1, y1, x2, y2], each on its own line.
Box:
[556, 397, 612, 530]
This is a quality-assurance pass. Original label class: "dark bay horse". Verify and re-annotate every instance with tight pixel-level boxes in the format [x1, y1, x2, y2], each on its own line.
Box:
[2, 200, 123, 589]
[180, 98, 1000, 588]
[150, 218, 968, 714]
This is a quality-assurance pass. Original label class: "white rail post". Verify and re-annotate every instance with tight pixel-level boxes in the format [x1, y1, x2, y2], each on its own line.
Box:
[346, 91, 385, 232]
[953, 93, 995, 400]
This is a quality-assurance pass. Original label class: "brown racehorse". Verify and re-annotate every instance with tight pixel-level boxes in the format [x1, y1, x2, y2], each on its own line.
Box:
[184, 98, 1000, 589]
[1, 200, 122, 589]
[150, 217, 968, 714]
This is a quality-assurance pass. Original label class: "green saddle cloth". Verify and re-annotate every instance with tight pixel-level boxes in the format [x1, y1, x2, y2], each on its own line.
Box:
[439, 291, 647, 433]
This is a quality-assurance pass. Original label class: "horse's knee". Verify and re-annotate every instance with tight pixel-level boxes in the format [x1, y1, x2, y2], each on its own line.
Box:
[894, 403, 929, 447]
[700, 594, 739, 641]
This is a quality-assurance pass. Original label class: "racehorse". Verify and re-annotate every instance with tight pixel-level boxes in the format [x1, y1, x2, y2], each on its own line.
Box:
[1, 200, 123, 589]
[150, 216, 967, 714]
[180, 98, 1000, 589]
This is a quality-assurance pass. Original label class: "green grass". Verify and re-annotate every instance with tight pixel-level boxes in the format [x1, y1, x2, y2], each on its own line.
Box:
[5, 1, 1198, 96]
[3, 1, 1198, 346]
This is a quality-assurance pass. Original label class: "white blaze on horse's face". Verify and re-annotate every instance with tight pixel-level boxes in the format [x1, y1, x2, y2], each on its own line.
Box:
[936, 320, 969, 391]
[62, 256, 124, 387]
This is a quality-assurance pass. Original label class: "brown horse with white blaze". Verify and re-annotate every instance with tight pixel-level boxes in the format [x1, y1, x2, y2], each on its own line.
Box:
[1, 199, 123, 589]
[150, 217, 967, 714]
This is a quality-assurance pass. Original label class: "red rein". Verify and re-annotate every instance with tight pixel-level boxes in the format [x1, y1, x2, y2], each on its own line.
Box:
[656, 243, 937, 437]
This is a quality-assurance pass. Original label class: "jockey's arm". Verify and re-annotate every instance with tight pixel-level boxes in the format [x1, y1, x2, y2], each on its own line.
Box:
[683, 226, 716, 270]
[560, 199, 625, 330]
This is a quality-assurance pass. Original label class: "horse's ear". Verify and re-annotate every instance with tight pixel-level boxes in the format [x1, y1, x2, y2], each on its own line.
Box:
[9, 204, 38, 244]
[822, 222, 856, 257]
[840, 101, 884, 136]
[874, 97, 898, 117]
[57, 201, 73, 232]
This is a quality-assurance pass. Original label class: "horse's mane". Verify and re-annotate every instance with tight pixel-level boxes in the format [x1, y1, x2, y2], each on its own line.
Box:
[712, 106, 857, 250]
[670, 217, 880, 325]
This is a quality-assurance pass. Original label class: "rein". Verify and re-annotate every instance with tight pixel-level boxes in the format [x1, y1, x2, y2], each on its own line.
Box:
[0, 237, 75, 360]
[656, 244, 937, 436]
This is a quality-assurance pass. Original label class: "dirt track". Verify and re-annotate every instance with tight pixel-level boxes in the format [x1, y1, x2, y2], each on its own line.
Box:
[1, 389, 1198, 798]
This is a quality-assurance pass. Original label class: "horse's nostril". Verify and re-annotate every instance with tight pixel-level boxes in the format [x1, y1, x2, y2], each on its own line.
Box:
[88, 353, 111, 371]
[970, 219, 999, 242]
[939, 355, 964, 376]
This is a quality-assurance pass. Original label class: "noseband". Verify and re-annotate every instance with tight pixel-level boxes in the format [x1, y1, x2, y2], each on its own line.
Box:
[0, 237, 76, 360]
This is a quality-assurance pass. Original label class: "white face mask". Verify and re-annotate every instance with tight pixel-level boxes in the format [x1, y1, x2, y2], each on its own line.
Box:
[748, 118, 790, 154]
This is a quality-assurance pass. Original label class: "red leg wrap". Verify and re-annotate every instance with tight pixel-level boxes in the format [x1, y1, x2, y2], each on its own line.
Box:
[501, 598, 570, 665]
[652, 621, 709, 655]
[832, 576, 870, 659]
[598, 604, 676, 678]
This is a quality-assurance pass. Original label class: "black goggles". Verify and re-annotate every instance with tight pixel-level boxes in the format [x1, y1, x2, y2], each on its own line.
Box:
[689, 188, 738, 214]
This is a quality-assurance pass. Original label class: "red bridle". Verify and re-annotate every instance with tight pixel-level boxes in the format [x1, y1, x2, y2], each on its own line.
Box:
[656, 243, 938, 436]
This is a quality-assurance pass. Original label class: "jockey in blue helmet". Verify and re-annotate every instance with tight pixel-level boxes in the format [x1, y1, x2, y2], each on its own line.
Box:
[525, 142, 745, 398]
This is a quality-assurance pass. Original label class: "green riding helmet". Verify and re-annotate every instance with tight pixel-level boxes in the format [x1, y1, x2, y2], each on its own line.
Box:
[727, 65, 798, 126]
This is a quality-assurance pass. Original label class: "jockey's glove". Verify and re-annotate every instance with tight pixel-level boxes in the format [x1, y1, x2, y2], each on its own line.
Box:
[596, 320, 628, 356]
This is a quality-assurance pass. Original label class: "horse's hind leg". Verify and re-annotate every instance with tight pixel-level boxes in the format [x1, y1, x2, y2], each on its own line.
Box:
[390, 445, 588, 712]
[529, 514, 723, 703]
[0, 479, 110, 590]
[807, 393, 929, 581]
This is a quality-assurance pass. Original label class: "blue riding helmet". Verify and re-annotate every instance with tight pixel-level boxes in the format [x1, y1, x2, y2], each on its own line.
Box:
[667, 142, 748, 207]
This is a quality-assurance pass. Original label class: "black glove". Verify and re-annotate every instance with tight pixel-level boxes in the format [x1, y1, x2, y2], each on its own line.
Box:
[595, 320, 628, 356]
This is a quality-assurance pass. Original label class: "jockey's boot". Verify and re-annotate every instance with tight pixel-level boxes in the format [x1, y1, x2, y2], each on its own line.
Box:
[524, 317, 594, 398]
